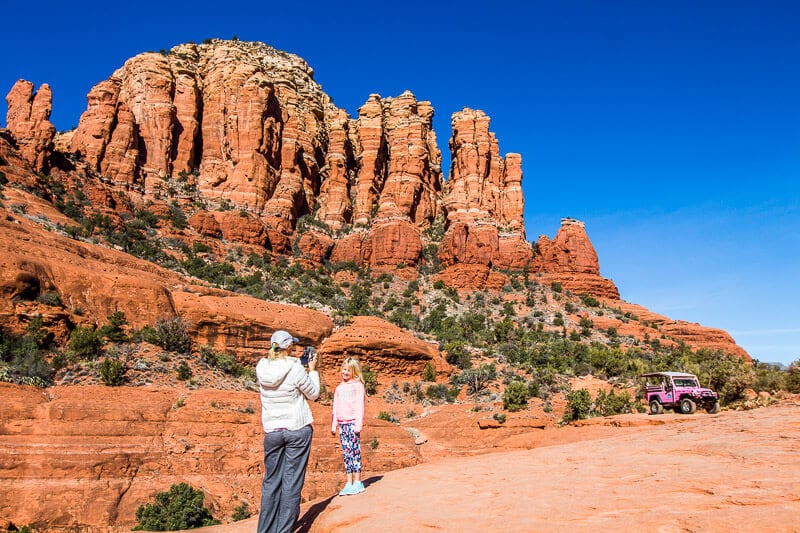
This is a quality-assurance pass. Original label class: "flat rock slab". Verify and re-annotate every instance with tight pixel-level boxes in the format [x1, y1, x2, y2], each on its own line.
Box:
[306, 402, 800, 532]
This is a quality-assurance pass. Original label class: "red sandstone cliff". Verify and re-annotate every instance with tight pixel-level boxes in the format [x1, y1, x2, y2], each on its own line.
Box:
[3, 40, 612, 291]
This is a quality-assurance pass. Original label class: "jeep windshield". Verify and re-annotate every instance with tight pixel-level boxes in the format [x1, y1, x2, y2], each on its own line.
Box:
[673, 378, 699, 388]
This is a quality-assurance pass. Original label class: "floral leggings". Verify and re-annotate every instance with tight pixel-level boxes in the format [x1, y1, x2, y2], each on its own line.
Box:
[338, 422, 362, 474]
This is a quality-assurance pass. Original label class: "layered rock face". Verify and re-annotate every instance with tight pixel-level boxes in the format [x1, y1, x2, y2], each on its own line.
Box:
[320, 316, 442, 386]
[0, 383, 422, 531]
[4, 80, 56, 171]
[438, 109, 532, 273]
[531, 218, 620, 298]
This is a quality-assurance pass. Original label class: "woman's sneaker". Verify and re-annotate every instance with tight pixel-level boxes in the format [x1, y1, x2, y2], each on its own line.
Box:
[351, 481, 365, 494]
[338, 483, 354, 496]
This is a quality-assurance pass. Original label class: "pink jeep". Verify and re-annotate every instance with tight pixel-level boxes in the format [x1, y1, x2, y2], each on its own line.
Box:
[640, 371, 720, 414]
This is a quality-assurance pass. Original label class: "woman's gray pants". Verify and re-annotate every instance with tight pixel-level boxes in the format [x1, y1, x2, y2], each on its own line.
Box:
[257, 424, 313, 533]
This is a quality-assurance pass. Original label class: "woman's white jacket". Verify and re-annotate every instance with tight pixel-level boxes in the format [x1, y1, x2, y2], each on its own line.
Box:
[256, 356, 320, 432]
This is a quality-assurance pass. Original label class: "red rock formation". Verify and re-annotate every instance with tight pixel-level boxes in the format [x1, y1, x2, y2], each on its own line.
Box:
[0, 197, 327, 356]
[375, 91, 442, 225]
[328, 91, 443, 268]
[173, 292, 333, 361]
[295, 229, 335, 265]
[435, 264, 509, 291]
[439, 108, 531, 270]
[188, 211, 223, 238]
[4, 80, 56, 171]
[99, 102, 139, 185]
[351, 94, 386, 226]
[531, 218, 620, 299]
[315, 109, 354, 231]
[69, 78, 122, 172]
[120, 53, 177, 190]
[610, 301, 751, 360]
[66, 41, 331, 236]
[214, 211, 269, 247]
[367, 220, 423, 267]
[329, 231, 367, 265]
[320, 316, 441, 386]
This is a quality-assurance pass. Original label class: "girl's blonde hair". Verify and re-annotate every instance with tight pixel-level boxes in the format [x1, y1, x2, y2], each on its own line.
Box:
[342, 357, 364, 384]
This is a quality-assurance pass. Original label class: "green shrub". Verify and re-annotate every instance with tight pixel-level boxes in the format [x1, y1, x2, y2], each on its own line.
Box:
[144, 318, 192, 354]
[362, 364, 378, 395]
[377, 411, 399, 423]
[218, 353, 243, 376]
[69, 325, 104, 359]
[232, 501, 250, 521]
[580, 293, 600, 307]
[176, 361, 192, 381]
[594, 389, 635, 416]
[425, 383, 458, 403]
[563, 388, 592, 422]
[443, 341, 471, 370]
[99, 357, 127, 386]
[550, 282, 562, 293]
[133, 482, 219, 530]
[492, 412, 507, 424]
[451, 363, 497, 395]
[7, 339, 52, 385]
[502, 381, 529, 411]
[422, 362, 436, 382]
[36, 291, 62, 306]
[695, 350, 755, 403]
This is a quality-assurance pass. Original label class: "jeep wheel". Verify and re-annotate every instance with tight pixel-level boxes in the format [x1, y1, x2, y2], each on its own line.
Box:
[680, 398, 696, 414]
[706, 401, 720, 414]
[649, 400, 664, 415]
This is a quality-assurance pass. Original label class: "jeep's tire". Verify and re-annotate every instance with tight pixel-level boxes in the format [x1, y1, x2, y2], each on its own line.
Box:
[680, 398, 697, 414]
[649, 400, 664, 415]
[707, 401, 720, 414]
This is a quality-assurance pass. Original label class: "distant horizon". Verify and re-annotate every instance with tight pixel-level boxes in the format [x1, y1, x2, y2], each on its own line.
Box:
[3, 0, 798, 365]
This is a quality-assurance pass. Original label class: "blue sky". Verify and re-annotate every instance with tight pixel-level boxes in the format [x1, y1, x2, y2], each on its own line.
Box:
[3, 1, 799, 364]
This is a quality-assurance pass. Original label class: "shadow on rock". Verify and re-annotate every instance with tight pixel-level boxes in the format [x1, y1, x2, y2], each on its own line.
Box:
[293, 476, 384, 531]
[294, 495, 335, 532]
[363, 475, 383, 488]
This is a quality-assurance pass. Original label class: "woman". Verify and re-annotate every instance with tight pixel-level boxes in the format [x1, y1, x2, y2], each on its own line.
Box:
[256, 330, 319, 533]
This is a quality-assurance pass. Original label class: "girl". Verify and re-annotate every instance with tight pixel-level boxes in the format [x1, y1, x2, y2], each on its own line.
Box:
[331, 357, 366, 496]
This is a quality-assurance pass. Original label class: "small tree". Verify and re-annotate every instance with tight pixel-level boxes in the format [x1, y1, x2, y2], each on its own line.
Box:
[133, 483, 219, 530]
[100, 311, 129, 342]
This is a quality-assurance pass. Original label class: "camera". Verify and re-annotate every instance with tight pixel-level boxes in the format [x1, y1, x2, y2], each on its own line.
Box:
[300, 346, 316, 366]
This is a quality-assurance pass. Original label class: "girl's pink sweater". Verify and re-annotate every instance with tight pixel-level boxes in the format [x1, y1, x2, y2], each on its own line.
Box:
[331, 380, 365, 433]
